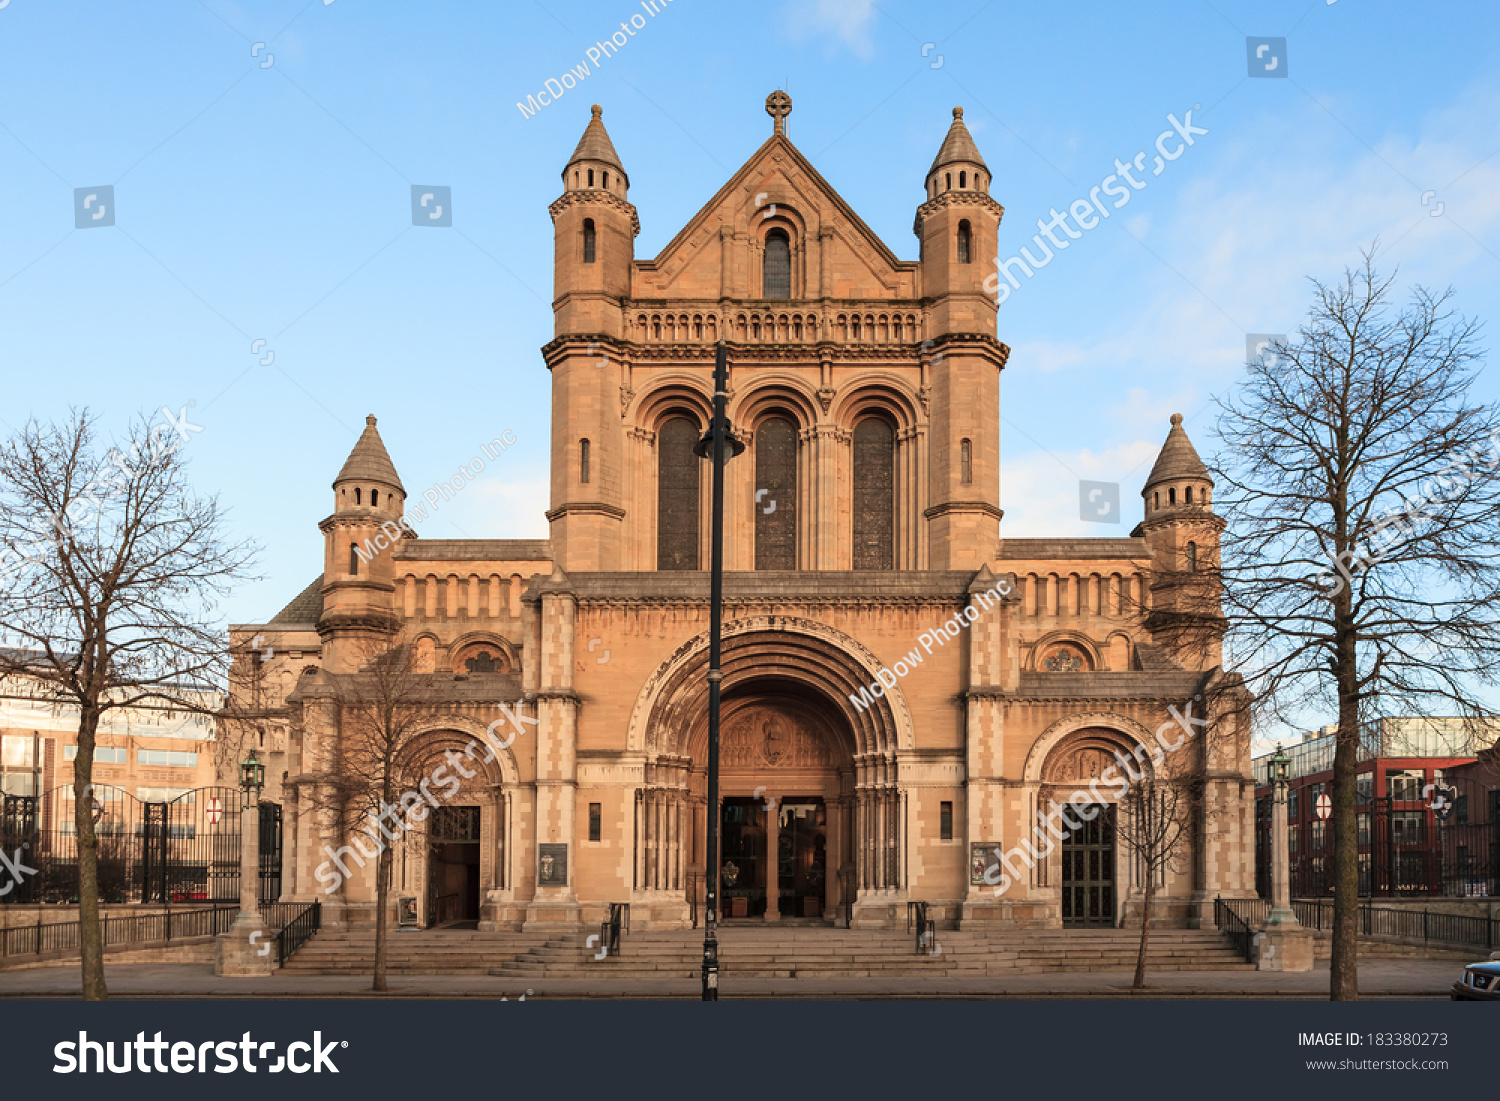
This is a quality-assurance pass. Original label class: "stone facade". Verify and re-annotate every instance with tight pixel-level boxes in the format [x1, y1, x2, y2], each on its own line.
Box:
[227, 94, 1255, 933]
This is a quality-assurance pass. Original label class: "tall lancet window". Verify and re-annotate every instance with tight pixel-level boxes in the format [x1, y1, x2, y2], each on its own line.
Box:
[852, 417, 896, 570]
[763, 229, 791, 299]
[957, 220, 972, 264]
[754, 417, 798, 570]
[657, 418, 701, 570]
[583, 219, 596, 264]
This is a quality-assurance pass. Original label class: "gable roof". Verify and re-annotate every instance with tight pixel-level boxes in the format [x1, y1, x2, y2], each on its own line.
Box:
[643, 133, 914, 275]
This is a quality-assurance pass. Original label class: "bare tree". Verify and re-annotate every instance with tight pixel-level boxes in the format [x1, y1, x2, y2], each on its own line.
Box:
[1116, 763, 1197, 990]
[307, 635, 448, 994]
[1211, 248, 1500, 1000]
[0, 407, 257, 1000]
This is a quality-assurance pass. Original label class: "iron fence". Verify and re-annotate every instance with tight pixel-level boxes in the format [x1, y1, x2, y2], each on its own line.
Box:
[1256, 776, 1500, 900]
[0, 787, 281, 905]
[1216, 896, 1500, 952]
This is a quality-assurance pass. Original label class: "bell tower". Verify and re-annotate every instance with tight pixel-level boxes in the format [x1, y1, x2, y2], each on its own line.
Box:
[916, 107, 1008, 568]
[547, 105, 639, 571]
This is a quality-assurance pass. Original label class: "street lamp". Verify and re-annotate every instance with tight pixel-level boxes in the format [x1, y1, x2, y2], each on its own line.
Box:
[239, 749, 266, 807]
[692, 341, 745, 1001]
[1266, 743, 1299, 928]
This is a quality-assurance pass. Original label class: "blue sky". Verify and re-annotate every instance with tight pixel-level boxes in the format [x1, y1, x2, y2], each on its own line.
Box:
[3, 0, 1498, 712]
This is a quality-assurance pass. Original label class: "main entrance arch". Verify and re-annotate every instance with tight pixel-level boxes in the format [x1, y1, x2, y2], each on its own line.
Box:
[629, 618, 912, 926]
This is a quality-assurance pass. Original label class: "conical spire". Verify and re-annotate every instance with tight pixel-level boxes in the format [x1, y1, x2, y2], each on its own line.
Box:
[565, 104, 628, 187]
[928, 106, 988, 175]
[334, 415, 404, 492]
[1144, 414, 1211, 490]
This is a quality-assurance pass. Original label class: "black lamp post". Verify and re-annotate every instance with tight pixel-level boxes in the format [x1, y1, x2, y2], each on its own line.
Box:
[692, 341, 745, 1001]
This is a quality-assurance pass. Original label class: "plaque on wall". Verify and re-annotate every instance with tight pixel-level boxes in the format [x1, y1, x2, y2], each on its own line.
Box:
[538, 843, 568, 886]
[970, 842, 1002, 885]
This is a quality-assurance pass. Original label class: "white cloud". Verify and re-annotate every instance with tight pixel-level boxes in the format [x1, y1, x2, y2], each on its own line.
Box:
[784, 0, 876, 58]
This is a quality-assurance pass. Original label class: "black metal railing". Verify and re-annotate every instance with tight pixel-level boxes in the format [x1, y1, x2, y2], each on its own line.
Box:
[599, 902, 629, 959]
[276, 901, 320, 966]
[0, 904, 240, 959]
[907, 901, 934, 956]
[1213, 897, 1255, 963]
[1217, 896, 1500, 952]
[0, 788, 282, 906]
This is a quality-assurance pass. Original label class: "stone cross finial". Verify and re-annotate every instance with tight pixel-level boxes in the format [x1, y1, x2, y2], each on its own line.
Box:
[766, 90, 792, 137]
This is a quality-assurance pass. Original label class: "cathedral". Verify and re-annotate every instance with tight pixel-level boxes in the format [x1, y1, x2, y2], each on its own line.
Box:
[230, 93, 1255, 933]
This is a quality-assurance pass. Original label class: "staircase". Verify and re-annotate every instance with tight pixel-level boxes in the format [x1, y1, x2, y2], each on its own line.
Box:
[488, 925, 1253, 980]
[280, 925, 1252, 979]
[280, 929, 549, 975]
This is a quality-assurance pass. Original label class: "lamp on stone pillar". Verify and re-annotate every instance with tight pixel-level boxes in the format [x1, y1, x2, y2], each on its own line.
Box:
[1266, 744, 1298, 928]
[693, 341, 746, 1000]
[1254, 743, 1314, 972]
[215, 749, 274, 976]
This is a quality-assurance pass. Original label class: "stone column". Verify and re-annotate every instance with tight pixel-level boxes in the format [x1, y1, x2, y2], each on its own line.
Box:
[763, 793, 780, 921]
[215, 795, 273, 977]
[1255, 748, 1313, 971]
[824, 796, 840, 919]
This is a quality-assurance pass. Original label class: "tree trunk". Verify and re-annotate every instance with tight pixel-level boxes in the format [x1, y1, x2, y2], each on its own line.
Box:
[372, 777, 393, 993]
[1134, 873, 1154, 990]
[1330, 609, 1361, 1000]
[74, 706, 107, 1001]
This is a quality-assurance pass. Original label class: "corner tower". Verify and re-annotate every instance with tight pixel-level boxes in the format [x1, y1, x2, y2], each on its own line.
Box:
[547, 105, 639, 571]
[916, 107, 1008, 568]
[1135, 413, 1226, 668]
[318, 415, 405, 670]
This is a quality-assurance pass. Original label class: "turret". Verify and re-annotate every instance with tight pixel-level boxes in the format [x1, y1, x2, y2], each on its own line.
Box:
[546, 105, 635, 571]
[1134, 414, 1225, 668]
[916, 107, 1008, 567]
[318, 415, 405, 667]
[551, 104, 638, 336]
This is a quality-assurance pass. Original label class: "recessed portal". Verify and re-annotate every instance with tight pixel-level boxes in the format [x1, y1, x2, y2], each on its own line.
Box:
[427, 805, 481, 928]
[1061, 805, 1115, 928]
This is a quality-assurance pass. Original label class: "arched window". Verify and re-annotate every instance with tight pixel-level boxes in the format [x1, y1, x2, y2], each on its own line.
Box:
[583, 219, 596, 264]
[1186, 541, 1198, 571]
[754, 417, 798, 570]
[763, 230, 791, 299]
[945, 172, 952, 191]
[961, 438, 972, 484]
[349, 543, 359, 575]
[957, 220, 972, 264]
[602, 171, 608, 190]
[1185, 486, 1193, 503]
[1169, 487, 1177, 505]
[959, 170, 967, 188]
[354, 487, 361, 505]
[1153, 491, 1160, 510]
[587, 169, 594, 187]
[852, 417, 895, 570]
[371, 490, 378, 508]
[657, 418, 700, 570]
[580, 438, 591, 484]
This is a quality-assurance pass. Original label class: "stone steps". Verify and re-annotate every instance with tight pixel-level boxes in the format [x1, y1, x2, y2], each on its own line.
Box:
[282, 926, 1254, 978]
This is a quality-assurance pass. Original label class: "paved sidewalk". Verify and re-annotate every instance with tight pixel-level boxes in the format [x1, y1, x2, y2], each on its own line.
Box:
[0, 958, 1461, 999]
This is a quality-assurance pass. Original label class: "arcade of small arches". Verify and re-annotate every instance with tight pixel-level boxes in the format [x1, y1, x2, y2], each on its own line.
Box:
[629, 309, 931, 345]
